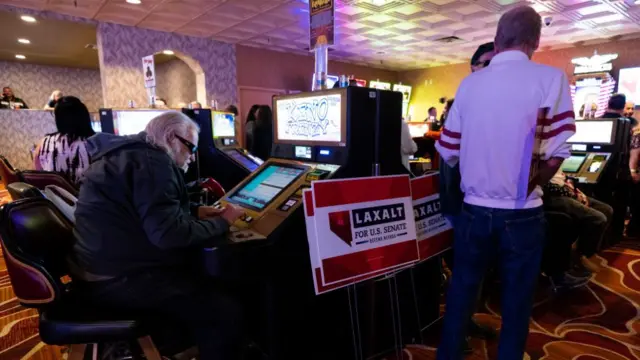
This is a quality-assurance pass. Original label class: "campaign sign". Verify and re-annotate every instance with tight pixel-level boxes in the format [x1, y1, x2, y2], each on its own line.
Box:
[303, 190, 404, 295]
[311, 175, 419, 285]
[411, 174, 452, 261]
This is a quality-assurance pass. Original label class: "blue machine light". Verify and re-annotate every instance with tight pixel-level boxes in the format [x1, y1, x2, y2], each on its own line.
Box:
[319, 149, 331, 156]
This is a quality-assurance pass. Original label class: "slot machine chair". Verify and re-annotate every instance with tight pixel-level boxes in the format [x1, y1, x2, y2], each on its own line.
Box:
[6, 182, 45, 200]
[17, 170, 78, 197]
[0, 197, 163, 360]
[0, 155, 19, 188]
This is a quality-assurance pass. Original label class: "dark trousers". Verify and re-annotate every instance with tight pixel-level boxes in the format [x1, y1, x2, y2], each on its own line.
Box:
[75, 268, 244, 360]
[437, 204, 545, 360]
[629, 183, 640, 234]
[543, 196, 613, 257]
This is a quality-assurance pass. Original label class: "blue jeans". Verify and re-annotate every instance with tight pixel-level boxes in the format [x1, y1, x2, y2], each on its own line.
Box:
[437, 203, 546, 360]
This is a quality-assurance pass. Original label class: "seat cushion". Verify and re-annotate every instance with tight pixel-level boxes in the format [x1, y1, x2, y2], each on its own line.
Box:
[39, 307, 143, 345]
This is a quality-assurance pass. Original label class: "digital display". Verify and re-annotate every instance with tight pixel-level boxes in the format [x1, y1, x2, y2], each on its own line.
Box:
[567, 120, 614, 144]
[224, 149, 259, 172]
[228, 165, 306, 211]
[370, 81, 391, 90]
[408, 123, 428, 138]
[295, 146, 312, 159]
[113, 110, 167, 136]
[618, 67, 640, 104]
[212, 112, 235, 138]
[588, 155, 607, 173]
[561, 155, 586, 173]
[275, 93, 344, 145]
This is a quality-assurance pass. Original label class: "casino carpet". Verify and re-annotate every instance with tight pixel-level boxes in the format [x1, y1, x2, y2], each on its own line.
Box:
[0, 242, 638, 359]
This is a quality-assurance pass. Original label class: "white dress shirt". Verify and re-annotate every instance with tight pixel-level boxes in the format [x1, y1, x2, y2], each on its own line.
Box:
[435, 50, 576, 209]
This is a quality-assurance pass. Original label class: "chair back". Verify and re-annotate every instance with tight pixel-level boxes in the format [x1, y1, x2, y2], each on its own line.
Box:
[0, 197, 74, 307]
[18, 170, 78, 197]
[0, 155, 20, 187]
[7, 182, 45, 200]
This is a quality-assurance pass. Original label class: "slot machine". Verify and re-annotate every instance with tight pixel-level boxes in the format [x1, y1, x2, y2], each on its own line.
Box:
[185, 108, 262, 191]
[206, 87, 412, 359]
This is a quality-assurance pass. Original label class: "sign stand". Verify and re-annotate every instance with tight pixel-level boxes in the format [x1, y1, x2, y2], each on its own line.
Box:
[347, 284, 363, 360]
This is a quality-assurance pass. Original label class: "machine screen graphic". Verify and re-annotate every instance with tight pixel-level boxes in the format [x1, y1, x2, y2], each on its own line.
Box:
[212, 112, 235, 138]
[567, 121, 614, 144]
[114, 110, 166, 136]
[225, 149, 259, 172]
[228, 165, 305, 210]
[561, 155, 586, 173]
[619, 67, 640, 104]
[276, 94, 342, 143]
[588, 155, 607, 173]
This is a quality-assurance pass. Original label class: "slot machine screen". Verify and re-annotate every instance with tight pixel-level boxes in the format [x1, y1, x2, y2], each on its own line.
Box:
[212, 112, 235, 138]
[113, 110, 167, 136]
[224, 149, 260, 172]
[274, 90, 347, 147]
[566, 120, 615, 144]
[561, 155, 586, 173]
[618, 67, 640, 104]
[228, 164, 307, 211]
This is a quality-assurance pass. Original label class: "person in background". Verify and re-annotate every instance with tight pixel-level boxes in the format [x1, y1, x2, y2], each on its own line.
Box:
[251, 105, 273, 160]
[1, 86, 28, 109]
[601, 93, 626, 119]
[33, 96, 94, 185]
[44, 90, 63, 110]
[190, 101, 202, 109]
[439, 41, 497, 355]
[72, 111, 245, 360]
[155, 98, 168, 108]
[225, 105, 239, 117]
[401, 120, 418, 170]
[244, 104, 260, 151]
[628, 124, 640, 236]
[436, 6, 575, 359]
[426, 107, 437, 122]
[625, 101, 636, 127]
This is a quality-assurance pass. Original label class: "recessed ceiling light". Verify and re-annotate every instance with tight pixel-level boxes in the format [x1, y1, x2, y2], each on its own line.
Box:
[371, 0, 387, 5]
[126, 0, 142, 4]
[162, 50, 174, 55]
[20, 15, 36, 23]
[17, 38, 30, 44]
[15, 54, 26, 60]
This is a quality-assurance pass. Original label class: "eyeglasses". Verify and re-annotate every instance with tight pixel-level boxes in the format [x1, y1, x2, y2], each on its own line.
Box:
[175, 135, 198, 154]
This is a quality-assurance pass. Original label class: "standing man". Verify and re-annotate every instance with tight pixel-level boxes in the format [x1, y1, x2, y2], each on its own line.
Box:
[427, 107, 438, 122]
[436, 6, 575, 359]
[0, 87, 28, 109]
[601, 93, 626, 118]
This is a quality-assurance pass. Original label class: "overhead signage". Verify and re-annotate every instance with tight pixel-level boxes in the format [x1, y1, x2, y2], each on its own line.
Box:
[370, 80, 391, 90]
[303, 175, 419, 294]
[571, 52, 618, 75]
[142, 55, 156, 89]
[410, 174, 452, 261]
[309, 0, 335, 50]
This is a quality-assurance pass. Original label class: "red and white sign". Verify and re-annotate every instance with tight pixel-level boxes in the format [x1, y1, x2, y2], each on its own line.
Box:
[411, 174, 453, 261]
[142, 55, 156, 89]
[303, 175, 419, 294]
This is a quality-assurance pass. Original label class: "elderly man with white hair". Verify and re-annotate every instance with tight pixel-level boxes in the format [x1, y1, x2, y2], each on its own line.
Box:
[72, 110, 245, 359]
[436, 5, 575, 359]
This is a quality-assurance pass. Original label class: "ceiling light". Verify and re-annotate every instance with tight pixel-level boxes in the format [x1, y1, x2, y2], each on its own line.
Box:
[20, 15, 36, 23]
[17, 38, 30, 44]
[162, 50, 174, 55]
[15, 54, 26, 60]
[126, 0, 142, 4]
[371, 0, 388, 5]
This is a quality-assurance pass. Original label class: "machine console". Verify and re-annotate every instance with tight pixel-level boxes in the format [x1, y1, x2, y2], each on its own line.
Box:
[215, 159, 338, 243]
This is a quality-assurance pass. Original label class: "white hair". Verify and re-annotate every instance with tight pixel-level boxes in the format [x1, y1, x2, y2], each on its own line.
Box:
[144, 111, 199, 156]
[50, 90, 62, 100]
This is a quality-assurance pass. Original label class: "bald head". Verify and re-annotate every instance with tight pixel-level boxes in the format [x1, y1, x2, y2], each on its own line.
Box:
[495, 6, 542, 58]
[625, 101, 635, 118]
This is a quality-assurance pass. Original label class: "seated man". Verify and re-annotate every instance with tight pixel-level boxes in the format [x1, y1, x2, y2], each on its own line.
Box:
[543, 169, 613, 275]
[72, 111, 245, 360]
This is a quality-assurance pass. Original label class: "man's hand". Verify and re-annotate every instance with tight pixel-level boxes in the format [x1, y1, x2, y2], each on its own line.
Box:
[220, 204, 244, 225]
[197, 206, 224, 220]
[576, 190, 589, 206]
[632, 173, 640, 183]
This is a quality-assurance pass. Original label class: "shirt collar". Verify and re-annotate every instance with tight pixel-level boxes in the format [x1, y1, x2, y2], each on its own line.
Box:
[490, 50, 529, 65]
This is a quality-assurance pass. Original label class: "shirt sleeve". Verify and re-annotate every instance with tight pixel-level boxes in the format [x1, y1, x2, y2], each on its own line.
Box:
[435, 100, 461, 166]
[540, 72, 576, 160]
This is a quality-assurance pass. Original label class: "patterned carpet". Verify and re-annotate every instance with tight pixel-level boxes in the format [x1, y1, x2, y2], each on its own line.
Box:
[0, 232, 638, 359]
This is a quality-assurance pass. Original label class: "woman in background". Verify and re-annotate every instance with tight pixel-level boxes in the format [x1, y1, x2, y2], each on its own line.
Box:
[244, 104, 260, 152]
[33, 96, 95, 185]
[251, 105, 273, 160]
[43, 90, 63, 110]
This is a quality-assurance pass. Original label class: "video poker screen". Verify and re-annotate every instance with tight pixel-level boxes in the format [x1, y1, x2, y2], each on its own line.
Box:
[113, 110, 167, 136]
[561, 155, 586, 173]
[212, 112, 235, 138]
[566, 120, 614, 144]
[228, 164, 307, 211]
[275, 93, 344, 145]
[619, 67, 640, 104]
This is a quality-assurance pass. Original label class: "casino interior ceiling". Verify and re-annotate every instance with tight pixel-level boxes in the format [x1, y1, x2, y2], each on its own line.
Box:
[2, 0, 640, 70]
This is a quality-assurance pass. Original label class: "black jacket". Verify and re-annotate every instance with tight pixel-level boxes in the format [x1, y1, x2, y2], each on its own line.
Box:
[73, 132, 230, 277]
